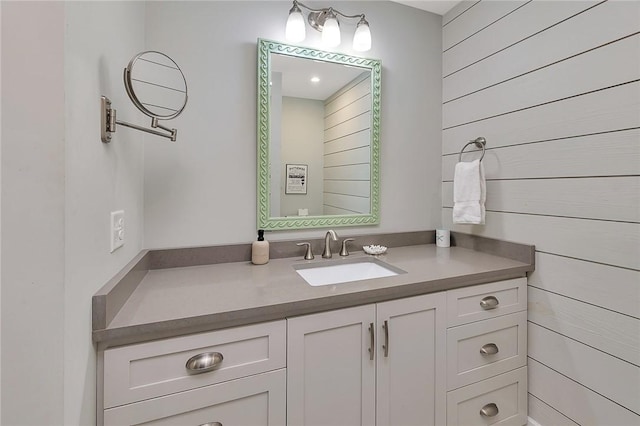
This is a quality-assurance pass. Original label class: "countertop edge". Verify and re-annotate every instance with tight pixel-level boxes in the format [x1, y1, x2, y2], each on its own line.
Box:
[93, 264, 531, 348]
[92, 250, 150, 331]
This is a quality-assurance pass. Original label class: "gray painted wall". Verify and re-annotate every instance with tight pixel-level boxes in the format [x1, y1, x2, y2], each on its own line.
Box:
[64, 3, 146, 424]
[1, 1, 441, 424]
[1, 2, 145, 425]
[1, 3, 65, 424]
[441, 1, 640, 424]
[143, 1, 443, 247]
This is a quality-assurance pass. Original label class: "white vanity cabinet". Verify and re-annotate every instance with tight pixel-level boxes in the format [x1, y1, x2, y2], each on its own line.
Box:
[98, 277, 529, 426]
[100, 320, 287, 426]
[445, 277, 528, 426]
[286, 292, 446, 426]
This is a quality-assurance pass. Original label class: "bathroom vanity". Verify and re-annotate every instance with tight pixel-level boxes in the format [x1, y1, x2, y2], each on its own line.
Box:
[93, 232, 533, 426]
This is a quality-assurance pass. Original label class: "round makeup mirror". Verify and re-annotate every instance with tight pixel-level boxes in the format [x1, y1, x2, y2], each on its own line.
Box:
[101, 51, 188, 143]
[124, 51, 188, 120]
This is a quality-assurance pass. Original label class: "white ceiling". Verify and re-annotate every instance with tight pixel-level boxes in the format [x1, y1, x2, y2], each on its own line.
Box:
[390, 1, 461, 16]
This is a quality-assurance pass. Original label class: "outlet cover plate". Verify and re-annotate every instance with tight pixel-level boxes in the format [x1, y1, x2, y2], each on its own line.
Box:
[110, 210, 125, 253]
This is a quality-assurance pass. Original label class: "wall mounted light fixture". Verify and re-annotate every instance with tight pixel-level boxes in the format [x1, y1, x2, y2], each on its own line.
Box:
[285, 0, 372, 52]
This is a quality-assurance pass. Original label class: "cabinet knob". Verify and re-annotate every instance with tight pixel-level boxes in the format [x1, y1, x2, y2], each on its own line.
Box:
[480, 402, 499, 418]
[185, 352, 223, 374]
[480, 343, 499, 356]
[479, 295, 499, 310]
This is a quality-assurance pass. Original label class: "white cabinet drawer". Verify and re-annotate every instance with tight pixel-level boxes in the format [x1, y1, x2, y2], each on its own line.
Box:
[447, 312, 527, 390]
[104, 320, 286, 408]
[447, 367, 527, 426]
[447, 278, 526, 327]
[104, 368, 286, 426]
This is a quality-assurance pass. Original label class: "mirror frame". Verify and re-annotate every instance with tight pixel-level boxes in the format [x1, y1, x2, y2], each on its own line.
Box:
[257, 38, 381, 230]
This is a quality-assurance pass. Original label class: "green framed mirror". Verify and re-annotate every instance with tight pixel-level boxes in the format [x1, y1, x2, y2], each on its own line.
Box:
[257, 38, 381, 230]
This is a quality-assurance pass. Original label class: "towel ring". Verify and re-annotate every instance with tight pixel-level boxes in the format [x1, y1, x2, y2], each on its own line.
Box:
[459, 137, 486, 162]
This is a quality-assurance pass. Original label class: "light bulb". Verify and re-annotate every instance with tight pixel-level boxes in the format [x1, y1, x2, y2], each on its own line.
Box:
[286, 4, 306, 42]
[322, 11, 341, 48]
[353, 17, 371, 52]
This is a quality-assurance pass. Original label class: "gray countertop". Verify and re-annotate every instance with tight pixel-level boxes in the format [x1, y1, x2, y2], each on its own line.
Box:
[94, 242, 533, 347]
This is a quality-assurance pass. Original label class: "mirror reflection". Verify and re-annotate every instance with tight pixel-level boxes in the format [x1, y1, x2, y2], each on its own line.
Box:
[270, 53, 371, 217]
[257, 39, 381, 230]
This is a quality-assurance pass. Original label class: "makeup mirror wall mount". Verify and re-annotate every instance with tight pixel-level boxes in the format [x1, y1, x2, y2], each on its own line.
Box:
[257, 38, 381, 230]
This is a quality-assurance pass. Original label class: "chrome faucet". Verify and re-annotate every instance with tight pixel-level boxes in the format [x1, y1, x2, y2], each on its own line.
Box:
[322, 230, 338, 258]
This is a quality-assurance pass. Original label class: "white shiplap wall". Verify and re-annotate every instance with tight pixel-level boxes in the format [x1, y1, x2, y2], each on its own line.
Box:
[323, 73, 372, 215]
[441, 1, 640, 424]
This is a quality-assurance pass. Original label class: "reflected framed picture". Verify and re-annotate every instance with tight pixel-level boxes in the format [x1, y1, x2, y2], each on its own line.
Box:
[285, 164, 308, 194]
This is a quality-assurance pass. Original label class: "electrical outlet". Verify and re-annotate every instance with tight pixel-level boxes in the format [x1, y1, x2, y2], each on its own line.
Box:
[110, 210, 125, 253]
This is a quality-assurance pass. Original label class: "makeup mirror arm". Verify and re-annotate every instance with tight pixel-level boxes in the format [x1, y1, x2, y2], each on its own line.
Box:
[151, 117, 178, 141]
[101, 96, 177, 143]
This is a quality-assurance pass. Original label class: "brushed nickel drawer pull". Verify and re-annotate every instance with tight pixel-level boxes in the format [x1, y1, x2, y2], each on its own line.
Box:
[382, 320, 389, 357]
[479, 296, 499, 310]
[199, 423, 222, 426]
[368, 323, 375, 361]
[185, 352, 223, 374]
[480, 402, 499, 418]
[480, 343, 499, 356]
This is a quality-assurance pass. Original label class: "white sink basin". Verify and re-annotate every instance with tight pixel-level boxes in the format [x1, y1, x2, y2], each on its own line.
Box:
[294, 257, 406, 286]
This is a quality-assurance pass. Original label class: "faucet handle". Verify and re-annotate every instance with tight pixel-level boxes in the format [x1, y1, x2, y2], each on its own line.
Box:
[296, 242, 314, 260]
[340, 238, 355, 256]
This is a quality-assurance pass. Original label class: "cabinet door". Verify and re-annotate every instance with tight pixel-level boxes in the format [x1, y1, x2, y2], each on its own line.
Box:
[287, 304, 376, 426]
[376, 292, 447, 426]
[104, 369, 286, 426]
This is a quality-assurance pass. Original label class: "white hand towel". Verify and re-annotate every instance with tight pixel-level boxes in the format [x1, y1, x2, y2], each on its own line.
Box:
[453, 159, 486, 224]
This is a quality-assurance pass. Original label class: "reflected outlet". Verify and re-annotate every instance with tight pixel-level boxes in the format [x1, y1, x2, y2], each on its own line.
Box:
[110, 210, 125, 253]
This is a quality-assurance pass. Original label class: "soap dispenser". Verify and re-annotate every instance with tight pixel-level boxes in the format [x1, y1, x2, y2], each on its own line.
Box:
[252, 230, 269, 265]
